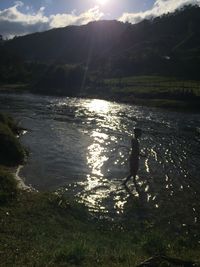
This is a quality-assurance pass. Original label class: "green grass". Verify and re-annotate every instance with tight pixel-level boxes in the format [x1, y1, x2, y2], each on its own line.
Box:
[0, 83, 28, 91]
[102, 75, 200, 111]
[130, 98, 197, 110]
[0, 190, 138, 267]
[1, 188, 200, 267]
[105, 75, 200, 96]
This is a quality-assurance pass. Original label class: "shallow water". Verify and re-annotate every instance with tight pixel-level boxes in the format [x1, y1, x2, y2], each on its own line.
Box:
[0, 92, 200, 220]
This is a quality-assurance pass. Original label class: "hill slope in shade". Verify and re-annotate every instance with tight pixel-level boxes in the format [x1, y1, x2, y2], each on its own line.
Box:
[1, 5, 200, 80]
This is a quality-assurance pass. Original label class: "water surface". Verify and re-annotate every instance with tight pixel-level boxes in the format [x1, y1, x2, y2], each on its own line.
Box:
[0, 92, 200, 221]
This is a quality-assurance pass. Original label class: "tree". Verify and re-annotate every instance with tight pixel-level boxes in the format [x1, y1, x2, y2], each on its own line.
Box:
[0, 35, 3, 44]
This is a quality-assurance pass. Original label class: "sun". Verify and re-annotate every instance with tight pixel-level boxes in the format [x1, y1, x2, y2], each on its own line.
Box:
[96, 0, 108, 5]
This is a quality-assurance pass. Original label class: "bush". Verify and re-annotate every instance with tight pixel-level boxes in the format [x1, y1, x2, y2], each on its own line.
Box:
[0, 169, 18, 204]
[0, 113, 20, 134]
[0, 121, 24, 165]
[33, 64, 86, 96]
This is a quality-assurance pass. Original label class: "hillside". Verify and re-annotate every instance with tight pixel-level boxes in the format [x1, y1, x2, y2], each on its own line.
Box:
[3, 20, 127, 64]
[1, 5, 200, 79]
[101, 5, 200, 78]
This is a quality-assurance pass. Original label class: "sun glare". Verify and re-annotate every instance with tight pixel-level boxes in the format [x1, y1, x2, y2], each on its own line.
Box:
[96, 0, 108, 5]
[87, 99, 110, 113]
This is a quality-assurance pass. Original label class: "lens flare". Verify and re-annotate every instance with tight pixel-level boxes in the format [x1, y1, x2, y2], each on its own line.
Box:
[96, 0, 108, 5]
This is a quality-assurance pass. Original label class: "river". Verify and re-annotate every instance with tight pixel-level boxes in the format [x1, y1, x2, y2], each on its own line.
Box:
[0, 91, 200, 220]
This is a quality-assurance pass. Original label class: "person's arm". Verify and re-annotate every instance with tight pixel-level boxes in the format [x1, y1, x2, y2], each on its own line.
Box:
[140, 148, 147, 158]
[120, 145, 129, 149]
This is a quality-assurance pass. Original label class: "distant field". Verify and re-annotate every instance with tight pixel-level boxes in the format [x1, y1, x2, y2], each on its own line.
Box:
[99, 76, 200, 111]
[0, 83, 28, 91]
[104, 76, 200, 97]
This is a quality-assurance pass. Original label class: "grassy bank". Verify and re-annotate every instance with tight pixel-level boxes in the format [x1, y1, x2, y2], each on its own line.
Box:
[0, 83, 28, 92]
[103, 76, 200, 111]
[1, 183, 200, 266]
[1, 184, 200, 267]
[105, 76, 200, 96]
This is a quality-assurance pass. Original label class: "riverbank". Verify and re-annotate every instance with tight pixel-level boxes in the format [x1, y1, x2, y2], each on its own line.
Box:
[82, 93, 200, 113]
[0, 112, 27, 203]
[1, 180, 200, 266]
[0, 83, 28, 92]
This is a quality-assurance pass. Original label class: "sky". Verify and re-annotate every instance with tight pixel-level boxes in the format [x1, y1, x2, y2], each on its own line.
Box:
[0, 0, 199, 38]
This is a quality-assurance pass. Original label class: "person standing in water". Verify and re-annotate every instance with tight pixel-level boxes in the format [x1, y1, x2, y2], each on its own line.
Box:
[123, 128, 142, 185]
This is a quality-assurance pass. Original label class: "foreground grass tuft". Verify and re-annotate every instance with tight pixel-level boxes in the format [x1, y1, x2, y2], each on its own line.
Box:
[141, 232, 168, 256]
[53, 241, 89, 265]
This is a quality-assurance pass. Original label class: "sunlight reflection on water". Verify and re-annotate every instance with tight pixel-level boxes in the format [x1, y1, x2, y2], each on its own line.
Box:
[87, 99, 111, 114]
[78, 100, 122, 212]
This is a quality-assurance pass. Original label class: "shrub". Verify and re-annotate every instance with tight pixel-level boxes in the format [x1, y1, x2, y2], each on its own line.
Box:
[0, 169, 18, 204]
[0, 122, 24, 165]
[0, 113, 19, 134]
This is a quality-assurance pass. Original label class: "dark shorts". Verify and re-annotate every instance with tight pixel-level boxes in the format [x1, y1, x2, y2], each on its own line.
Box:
[129, 156, 139, 175]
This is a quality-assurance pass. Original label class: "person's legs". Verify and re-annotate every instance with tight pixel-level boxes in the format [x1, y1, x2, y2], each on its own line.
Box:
[132, 174, 140, 192]
[133, 174, 138, 191]
[123, 174, 132, 185]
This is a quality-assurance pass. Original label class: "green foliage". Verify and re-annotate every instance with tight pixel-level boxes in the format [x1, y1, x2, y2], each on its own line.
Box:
[0, 47, 29, 83]
[0, 114, 25, 166]
[32, 64, 86, 96]
[0, 169, 18, 204]
[0, 113, 20, 134]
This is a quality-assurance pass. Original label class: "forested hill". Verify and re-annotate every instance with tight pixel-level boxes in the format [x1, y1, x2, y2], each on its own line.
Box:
[3, 20, 127, 63]
[1, 5, 200, 79]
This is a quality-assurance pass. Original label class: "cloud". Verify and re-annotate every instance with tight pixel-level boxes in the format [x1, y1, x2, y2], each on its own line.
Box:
[0, 3, 104, 38]
[1, 0, 199, 38]
[0, 2, 49, 38]
[50, 6, 104, 28]
[119, 0, 200, 24]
